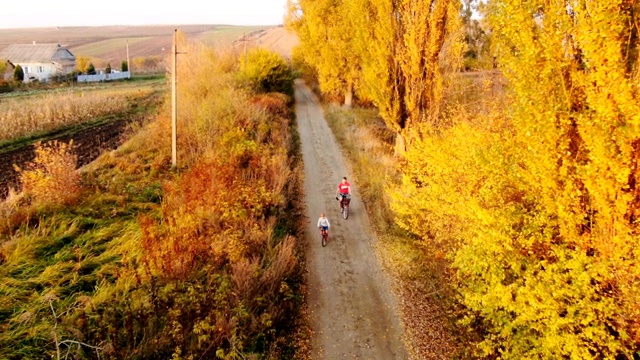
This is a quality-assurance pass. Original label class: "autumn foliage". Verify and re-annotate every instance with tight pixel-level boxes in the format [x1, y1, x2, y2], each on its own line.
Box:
[390, 1, 640, 358]
[239, 48, 294, 96]
[0, 41, 300, 358]
[132, 44, 299, 358]
[64, 41, 301, 358]
[16, 140, 80, 207]
[288, 0, 463, 149]
[291, 0, 640, 358]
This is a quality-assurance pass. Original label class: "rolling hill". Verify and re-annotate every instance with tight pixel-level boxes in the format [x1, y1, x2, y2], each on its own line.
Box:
[0, 24, 299, 69]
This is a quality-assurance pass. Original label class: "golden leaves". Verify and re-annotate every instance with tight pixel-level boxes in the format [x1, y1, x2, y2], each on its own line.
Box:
[395, 0, 640, 357]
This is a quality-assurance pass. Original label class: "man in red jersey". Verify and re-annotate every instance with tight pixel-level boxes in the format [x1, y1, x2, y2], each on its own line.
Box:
[335, 177, 351, 211]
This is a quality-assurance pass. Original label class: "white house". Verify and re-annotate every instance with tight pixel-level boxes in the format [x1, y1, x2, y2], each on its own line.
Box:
[0, 43, 76, 83]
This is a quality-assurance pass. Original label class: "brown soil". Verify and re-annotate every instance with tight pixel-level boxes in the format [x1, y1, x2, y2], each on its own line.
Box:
[236, 26, 300, 59]
[0, 115, 140, 199]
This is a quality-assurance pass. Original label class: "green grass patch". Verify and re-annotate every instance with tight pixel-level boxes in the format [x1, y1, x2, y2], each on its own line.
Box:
[0, 134, 167, 358]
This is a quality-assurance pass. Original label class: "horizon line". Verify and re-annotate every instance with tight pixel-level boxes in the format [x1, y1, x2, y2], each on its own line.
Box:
[0, 23, 284, 31]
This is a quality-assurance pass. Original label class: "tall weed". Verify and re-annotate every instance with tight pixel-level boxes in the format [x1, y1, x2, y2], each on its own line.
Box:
[16, 140, 80, 208]
[128, 45, 300, 358]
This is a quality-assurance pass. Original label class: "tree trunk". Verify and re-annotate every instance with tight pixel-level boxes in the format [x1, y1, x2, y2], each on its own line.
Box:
[394, 131, 407, 156]
[344, 83, 353, 108]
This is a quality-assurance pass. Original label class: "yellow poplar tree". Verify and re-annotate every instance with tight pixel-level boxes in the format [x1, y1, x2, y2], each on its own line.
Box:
[447, 0, 638, 357]
[75, 56, 91, 74]
[286, 0, 360, 106]
[391, 0, 640, 357]
[353, 0, 463, 151]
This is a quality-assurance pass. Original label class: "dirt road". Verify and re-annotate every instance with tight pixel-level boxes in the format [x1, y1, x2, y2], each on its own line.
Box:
[295, 80, 409, 359]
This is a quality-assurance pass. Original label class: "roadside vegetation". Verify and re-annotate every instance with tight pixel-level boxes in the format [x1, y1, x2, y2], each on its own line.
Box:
[0, 37, 303, 360]
[289, 0, 640, 358]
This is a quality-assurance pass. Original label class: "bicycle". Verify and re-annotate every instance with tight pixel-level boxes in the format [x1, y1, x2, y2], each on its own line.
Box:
[339, 194, 351, 220]
[320, 228, 329, 247]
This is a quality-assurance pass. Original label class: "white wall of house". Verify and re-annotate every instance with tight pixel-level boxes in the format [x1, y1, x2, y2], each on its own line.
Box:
[17, 62, 61, 83]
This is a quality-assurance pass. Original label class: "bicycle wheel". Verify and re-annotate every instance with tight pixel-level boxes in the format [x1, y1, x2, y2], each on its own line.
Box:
[343, 204, 349, 220]
[322, 232, 327, 247]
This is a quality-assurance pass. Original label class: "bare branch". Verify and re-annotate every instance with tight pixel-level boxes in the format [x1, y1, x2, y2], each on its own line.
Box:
[59, 339, 103, 351]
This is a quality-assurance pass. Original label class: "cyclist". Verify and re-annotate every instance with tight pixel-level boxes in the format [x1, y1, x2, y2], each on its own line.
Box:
[335, 176, 351, 212]
[317, 213, 330, 236]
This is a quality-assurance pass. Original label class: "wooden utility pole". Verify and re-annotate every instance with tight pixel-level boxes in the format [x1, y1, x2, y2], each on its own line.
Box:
[125, 39, 130, 76]
[170, 29, 187, 168]
[238, 32, 250, 60]
[243, 32, 247, 58]
[171, 29, 178, 167]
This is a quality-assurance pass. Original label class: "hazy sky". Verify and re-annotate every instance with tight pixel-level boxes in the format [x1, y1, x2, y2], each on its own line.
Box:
[0, 1, 289, 29]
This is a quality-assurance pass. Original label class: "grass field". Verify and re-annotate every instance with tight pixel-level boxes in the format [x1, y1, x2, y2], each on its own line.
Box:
[0, 77, 165, 147]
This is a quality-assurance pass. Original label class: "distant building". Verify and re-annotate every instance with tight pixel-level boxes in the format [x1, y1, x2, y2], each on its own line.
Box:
[0, 43, 76, 83]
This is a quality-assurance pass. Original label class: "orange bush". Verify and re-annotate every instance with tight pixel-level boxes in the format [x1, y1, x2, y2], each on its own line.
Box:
[15, 140, 80, 208]
[133, 44, 299, 358]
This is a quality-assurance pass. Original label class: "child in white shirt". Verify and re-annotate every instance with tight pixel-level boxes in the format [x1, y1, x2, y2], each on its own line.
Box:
[317, 213, 330, 235]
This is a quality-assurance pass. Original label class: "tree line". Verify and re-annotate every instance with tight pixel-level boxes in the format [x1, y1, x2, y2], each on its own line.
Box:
[288, 0, 640, 358]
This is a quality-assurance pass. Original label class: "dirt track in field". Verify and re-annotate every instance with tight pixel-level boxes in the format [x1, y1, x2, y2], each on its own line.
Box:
[295, 79, 409, 359]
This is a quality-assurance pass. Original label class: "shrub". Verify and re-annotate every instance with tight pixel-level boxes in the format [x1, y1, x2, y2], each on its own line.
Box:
[0, 79, 12, 93]
[15, 140, 80, 208]
[87, 63, 96, 75]
[76, 56, 90, 74]
[239, 49, 294, 96]
[105, 63, 111, 74]
[13, 65, 23, 82]
[121, 60, 128, 72]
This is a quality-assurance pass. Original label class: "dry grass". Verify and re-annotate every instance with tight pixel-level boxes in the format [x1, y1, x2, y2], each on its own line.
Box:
[0, 86, 154, 142]
[17, 141, 81, 208]
[0, 44, 302, 359]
